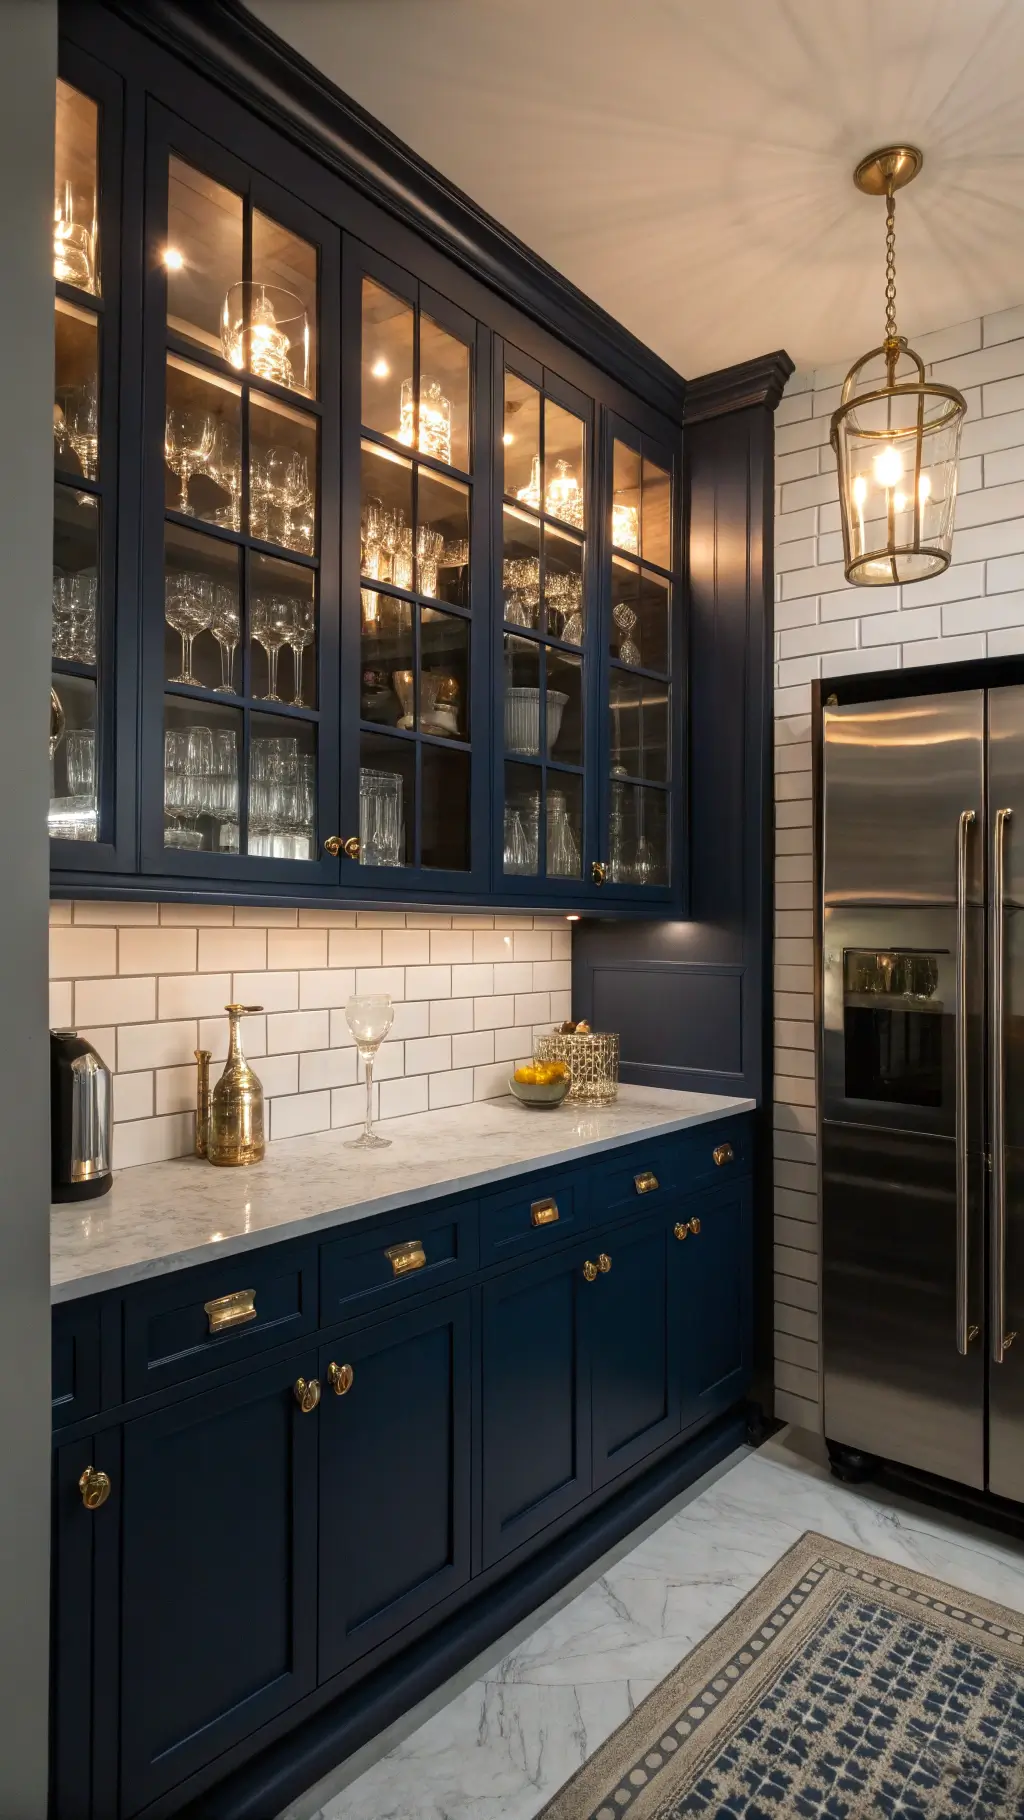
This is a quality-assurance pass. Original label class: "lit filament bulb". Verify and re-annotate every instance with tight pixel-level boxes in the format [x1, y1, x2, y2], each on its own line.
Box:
[873, 445, 904, 490]
[852, 474, 868, 509]
[893, 474, 932, 514]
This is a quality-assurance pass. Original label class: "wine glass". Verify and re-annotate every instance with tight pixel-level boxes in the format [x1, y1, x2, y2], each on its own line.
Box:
[165, 409, 215, 515]
[283, 453, 315, 555]
[287, 598, 315, 706]
[67, 380, 99, 482]
[344, 994, 395, 1150]
[416, 525, 444, 599]
[613, 602, 640, 667]
[165, 573, 213, 684]
[211, 585, 240, 694]
[209, 422, 242, 531]
[251, 595, 291, 701]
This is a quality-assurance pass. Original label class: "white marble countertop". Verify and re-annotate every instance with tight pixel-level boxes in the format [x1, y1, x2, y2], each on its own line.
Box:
[50, 1086, 755, 1302]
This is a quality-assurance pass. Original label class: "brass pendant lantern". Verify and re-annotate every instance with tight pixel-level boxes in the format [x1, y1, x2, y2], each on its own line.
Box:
[831, 147, 967, 586]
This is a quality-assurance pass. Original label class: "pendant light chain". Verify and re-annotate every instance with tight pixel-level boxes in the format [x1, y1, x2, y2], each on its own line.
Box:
[884, 180, 898, 346]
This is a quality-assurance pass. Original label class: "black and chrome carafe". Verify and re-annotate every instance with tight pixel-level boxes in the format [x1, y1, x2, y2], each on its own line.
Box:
[51, 1030, 113, 1202]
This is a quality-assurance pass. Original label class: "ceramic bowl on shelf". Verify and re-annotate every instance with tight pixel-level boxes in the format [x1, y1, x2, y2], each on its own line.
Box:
[508, 1070, 572, 1109]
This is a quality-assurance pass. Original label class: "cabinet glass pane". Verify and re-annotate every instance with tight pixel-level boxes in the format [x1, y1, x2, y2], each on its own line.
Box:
[547, 649, 582, 766]
[53, 485, 98, 665]
[503, 371, 540, 501]
[361, 442, 413, 586]
[248, 712, 317, 859]
[611, 560, 669, 673]
[361, 279, 413, 442]
[54, 80, 98, 295]
[503, 634, 542, 755]
[544, 400, 585, 529]
[54, 300, 99, 482]
[547, 774, 582, 879]
[250, 394, 318, 555]
[242, 210, 317, 397]
[502, 508, 540, 630]
[164, 356, 241, 524]
[642, 455, 672, 569]
[164, 523, 240, 693]
[166, 158, 243, 356]
[608, 782, 668, 886]
[612, 439, 640, 553]
[503, 760, 540, 876]
[250, 552, 317, 708]
[359, 732, 413, 867]
[164, 697, 243, 853]
[422, 608, 469, 740]
[50, 674, 97, 842]
[422, 746, 470, 870]
[417, 470, 469, 602]
[544, 525, 584, 644]
[419, 316, 470, 472]
[361, 592, 413, 728]
[609, 672, 669, 782]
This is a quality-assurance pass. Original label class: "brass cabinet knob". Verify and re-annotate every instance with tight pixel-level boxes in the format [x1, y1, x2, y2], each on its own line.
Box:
[673, 1221, 689, 1242]
[294, 1376, 321, 1413]
[597, 1253, 612, 1273]
[324, 836, 360, 859]
[688, 1216, 701, 1236]
[328, 1361, 354, 1396]
[582, 1259, 598, 1282]
[712, 1142, 734, 1167]
[79, 1466, 111, 1511]
[591, 860, 607, 886]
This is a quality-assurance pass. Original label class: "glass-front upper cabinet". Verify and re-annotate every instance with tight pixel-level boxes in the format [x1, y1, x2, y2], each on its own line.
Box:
[599, 420, 679, 898]
[499, 349, 591, 892]
[347, 249, 484, 887]
[141, 113, 340, 880]
[50, 57, 124, 865]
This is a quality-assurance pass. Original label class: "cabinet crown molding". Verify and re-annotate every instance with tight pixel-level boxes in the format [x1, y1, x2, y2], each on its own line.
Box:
[684, 351, 795, 425]
[93, 0, 687, 422]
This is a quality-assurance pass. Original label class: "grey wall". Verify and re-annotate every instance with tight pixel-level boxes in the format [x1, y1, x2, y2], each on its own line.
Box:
[0, 2, 58, 1810]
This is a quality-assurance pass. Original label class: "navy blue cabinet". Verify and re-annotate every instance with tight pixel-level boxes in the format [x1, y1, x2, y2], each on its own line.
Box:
[589, 1215, 680, 1489]
[676, 1177, 754, 1432]
[118, 1351, 319, 1814]
[318, 1295, 472, 1680]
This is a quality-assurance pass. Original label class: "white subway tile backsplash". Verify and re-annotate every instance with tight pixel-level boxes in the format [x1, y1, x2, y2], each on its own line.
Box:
[198, 927, 266, 972]
[404, 1035, 452, 1074]
[382, 929, 431, 965]
[49, 980, 73, 1026]
[388, 1000, 430, 1041]
[328, 929, 382, 968]
[156, 973, 232, 1020]
[117, 1019, 197, 1073]
[298, 968, 356, 1010]
[231, 970, 300, 1013]
[404, 965, 451, 1000]
[428, 1069, 475, 1109]
[379, 1075, 429, 1119]
[453, 962, 495, 997]
[429, 997, 475, 1036]
[270, 1091, 330, 1141]
[452, 1029, 494, 1068]
[119, 926, 197, 975]
[75, 899, 158, 925]
[233, 906, 297, 927]
[267, 928, 328, 971]
[154, 1063, 197, 1117]
[78, 974, 157, 1026]
[115, 1071, 155, 1122]
[114, 1113, 194, 1170]
[266, 1009, 330, 1055]
[50, 926, 117, 979]
[298, 1048, 356, 1093]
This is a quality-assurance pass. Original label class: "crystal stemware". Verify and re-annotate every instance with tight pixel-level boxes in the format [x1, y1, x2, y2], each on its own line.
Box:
[251, 595, 292, 702]
[67, 380, 99, 483]
[287, 598, 315, 706]
[416, 526, 444, 599]
[165, 573, 213, 685]
[283, 453, 315, 556]
[165, 409, 215, 516]
[613, 602, 641, 667]
[210, 585, 240, 694]
[209, 422, 242, 532]
[344, 993, 395, 1150]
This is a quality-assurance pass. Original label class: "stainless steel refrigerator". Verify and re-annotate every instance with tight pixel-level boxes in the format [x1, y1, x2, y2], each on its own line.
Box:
[821, 686, 1024, 1502]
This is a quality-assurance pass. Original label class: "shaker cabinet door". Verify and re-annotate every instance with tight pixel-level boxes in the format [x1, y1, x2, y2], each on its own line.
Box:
[676, 1179, 753, 1432]
[589, 1216, 680, 1489]
[480, 1244, 592, 1567]
[317, 1294, 472, 1682]
[118, 1351, 318, 1815]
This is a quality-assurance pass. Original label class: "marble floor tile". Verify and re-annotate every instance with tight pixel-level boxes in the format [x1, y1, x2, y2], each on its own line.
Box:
[282, 1429, 1024, 1820]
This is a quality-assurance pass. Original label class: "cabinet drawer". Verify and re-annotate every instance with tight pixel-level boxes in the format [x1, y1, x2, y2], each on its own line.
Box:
[122, 1243, 317, 1398]
[321, 1200, 477, 1323]
[674, 1117, 753, 1192]
[479, 1172, 586, 1264]
[589, 1146, 678, 1223]
[52, 1301, 101, 1427]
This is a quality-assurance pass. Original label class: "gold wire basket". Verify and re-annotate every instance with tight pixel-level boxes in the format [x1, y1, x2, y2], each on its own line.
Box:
[535, 1031, 619, 1105]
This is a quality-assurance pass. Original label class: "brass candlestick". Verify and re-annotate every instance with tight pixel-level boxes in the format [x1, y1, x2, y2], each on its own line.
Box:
[206, 1005, 265, 1167]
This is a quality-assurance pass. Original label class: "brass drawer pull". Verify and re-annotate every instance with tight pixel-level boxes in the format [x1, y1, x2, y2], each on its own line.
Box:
[204, 1288, 257, 1334]
[531, 1197, 559, 1227]
[713, 1142, 734, 1167]
[597, 1252, 612, 1273]
[79, 1466, 111, 1511]
[294, 1377, 321, 1413]
[674, 1217, 701, 1241]
[634, 1171, 659, 1195]
[385, 1239, 426, 1277]
[328, 1361, 354, 1396]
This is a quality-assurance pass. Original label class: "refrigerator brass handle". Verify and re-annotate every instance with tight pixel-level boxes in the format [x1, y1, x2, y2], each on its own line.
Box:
[955, 807, 975, 1358]
[992, 807, 1012, 1365]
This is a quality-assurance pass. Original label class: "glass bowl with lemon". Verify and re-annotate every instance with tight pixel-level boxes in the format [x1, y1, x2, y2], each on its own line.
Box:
[509, 1056, 572, 1109]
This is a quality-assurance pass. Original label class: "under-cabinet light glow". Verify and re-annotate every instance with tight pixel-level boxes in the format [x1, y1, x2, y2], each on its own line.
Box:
[162, 246, 185, 271]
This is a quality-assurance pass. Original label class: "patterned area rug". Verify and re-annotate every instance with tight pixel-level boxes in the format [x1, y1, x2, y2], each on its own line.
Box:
[539, 1530, 1024, 1819]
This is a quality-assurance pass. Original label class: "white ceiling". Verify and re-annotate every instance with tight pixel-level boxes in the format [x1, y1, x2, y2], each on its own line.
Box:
[249, 0, 1024, 379]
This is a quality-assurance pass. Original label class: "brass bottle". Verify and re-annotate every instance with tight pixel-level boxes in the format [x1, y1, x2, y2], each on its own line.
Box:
[208, 1005, 265, 1167]
[194, 1048, 212, 1158]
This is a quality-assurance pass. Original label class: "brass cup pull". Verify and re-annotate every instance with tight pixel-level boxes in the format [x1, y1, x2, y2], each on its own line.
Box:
[325, 835, 361, 859]
[712, 1143, 734, 1167]
[294, 1377, 321, 1413]
[634, 1171, 659, 1195]
[597, 1252, 612, 1273]
[204, 1288, 257, 1334]
[591, 860, 607, 886]
[531, 1197, 559, 1227]
[385, 1239, 426, 1277]
[328, 1361, 354, 1396]
[79, 1466, 111, 1511]
[583, 1259, 598, 1282]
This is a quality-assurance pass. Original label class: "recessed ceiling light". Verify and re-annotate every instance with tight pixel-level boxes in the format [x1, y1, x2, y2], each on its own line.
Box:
[371, 357, 389, 379]
[502, 431, 514, 445]
[162, 246, 185, 271]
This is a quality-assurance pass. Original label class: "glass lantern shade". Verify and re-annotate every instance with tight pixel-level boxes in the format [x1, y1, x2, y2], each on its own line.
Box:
[831, 338, 966, 585]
